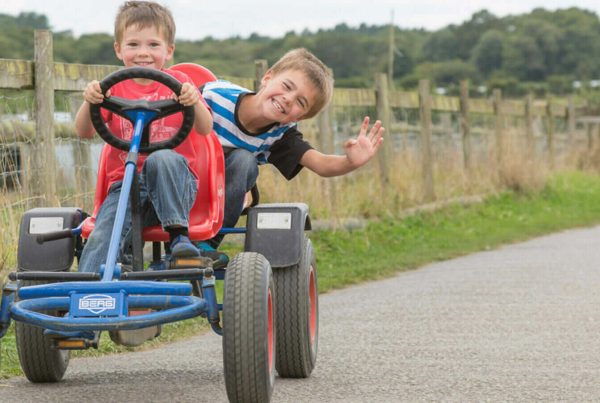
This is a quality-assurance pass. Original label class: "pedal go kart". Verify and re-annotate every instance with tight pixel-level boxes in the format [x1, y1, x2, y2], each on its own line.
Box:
[0, 65, 318, 402]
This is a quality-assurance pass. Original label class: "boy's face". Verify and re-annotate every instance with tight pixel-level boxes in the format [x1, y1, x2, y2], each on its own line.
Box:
[114, 24, 174, 71]
[258, 69, 317, 124]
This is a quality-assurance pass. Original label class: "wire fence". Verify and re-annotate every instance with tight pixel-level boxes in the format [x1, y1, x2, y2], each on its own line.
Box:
[0, 71, 593, 214]
[1, 29, 599, 274]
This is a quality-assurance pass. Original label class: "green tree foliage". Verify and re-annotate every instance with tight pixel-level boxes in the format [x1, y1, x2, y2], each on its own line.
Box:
[502, 18, 562, 81]
[414, 60, 477, 88]
[449, 10, 504, 60]
[0, 12, 43, 59]
[471, 30, 504, 78]
[2, 7, 600, 94]
[503, 33, 546, 81]
[420, 28, 460, 62]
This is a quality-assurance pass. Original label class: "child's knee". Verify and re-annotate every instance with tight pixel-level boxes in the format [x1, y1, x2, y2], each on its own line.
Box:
[145, 149, 186, 172]
[230, 149, 258, 175]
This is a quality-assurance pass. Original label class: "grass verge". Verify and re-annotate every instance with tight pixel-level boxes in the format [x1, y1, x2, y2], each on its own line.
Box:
[313, 171, 600, 291]
[2, 171, 600, 378]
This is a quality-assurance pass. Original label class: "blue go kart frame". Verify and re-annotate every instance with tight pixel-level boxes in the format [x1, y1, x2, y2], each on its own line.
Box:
[0, 66, 319, 403]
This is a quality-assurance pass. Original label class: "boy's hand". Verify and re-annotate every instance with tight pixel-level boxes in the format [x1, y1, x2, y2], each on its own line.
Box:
[344, 117, 384, 167]
[176, 82, 201, 106]
[83, 80, 108, 104]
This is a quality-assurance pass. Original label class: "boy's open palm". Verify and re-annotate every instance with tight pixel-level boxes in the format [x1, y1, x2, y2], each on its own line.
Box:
[344, 117, 384, 168]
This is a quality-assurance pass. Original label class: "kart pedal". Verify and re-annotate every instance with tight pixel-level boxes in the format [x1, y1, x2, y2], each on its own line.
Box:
[45, 330, 100, 350]
[54, 338, 97, 350]
[169, 255, 212, 269]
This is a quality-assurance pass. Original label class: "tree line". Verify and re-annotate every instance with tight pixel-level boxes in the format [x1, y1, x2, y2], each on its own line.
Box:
[2, 7, 600, 97]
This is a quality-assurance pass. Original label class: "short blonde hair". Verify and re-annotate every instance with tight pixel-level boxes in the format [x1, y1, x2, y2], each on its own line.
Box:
[114, 1, 176, 44]
[267, 48, 334, 119]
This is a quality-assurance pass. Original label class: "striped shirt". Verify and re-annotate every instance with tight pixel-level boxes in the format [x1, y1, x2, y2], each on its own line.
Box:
[202, 80, 298, 164]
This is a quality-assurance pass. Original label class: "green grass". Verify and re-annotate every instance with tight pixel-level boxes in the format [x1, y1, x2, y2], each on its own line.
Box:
[3, 171, 600, 378]
[313, 171, 600, 291]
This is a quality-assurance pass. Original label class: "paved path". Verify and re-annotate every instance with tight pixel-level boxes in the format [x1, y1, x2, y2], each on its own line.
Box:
[2, 225, 600, 401]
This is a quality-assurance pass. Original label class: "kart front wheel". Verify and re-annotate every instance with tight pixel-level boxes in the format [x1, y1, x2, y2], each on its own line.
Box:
[15, 280, 70, 383]
[273, 236, 318, 378]
[223, 252, 275, 402]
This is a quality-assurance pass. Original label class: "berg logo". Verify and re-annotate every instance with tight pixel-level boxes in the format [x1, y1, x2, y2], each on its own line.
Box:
[78, 294, 116, 314]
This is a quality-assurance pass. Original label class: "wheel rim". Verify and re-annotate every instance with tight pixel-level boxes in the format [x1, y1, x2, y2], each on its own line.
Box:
[308, 265, 317, 344]
[267, 288, 274, 372]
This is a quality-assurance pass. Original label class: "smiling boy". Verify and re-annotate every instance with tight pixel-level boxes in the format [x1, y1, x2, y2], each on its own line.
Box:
[198, 48, 384, 262]
[75, 1, 213, 273]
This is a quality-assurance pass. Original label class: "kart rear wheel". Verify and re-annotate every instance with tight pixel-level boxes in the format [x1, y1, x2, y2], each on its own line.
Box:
[273, 236, 318, 378]
[223, 252, 275, 403]
[15, 280, 70, 383]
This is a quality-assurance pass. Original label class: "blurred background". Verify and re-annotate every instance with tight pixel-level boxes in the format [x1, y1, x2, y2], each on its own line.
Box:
[2, 1, 600, 95]
[2, 1, 600, 275]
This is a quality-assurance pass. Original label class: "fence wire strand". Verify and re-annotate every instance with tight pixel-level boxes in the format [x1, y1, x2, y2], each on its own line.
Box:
[0, 82, 595, 275]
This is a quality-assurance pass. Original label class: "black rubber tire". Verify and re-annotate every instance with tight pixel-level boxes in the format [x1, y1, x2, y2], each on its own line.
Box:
[223, 252, 276, 403]
[273, 236, 319, 378]
[15, 280, 70, 383]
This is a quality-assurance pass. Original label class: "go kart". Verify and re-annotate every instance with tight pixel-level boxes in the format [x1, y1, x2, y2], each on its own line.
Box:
[0, 65, 318, 402]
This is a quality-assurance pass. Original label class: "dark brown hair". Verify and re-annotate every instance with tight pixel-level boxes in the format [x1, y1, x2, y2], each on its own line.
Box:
[114, 1, 175, 44]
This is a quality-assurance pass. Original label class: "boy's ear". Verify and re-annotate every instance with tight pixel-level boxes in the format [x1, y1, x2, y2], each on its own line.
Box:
[261, 70, 273, 87]
[166, 44, 175, 61]
[114, 42, 123, 61]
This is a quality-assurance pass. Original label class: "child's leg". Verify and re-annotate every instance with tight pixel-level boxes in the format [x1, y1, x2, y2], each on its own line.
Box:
[78, 183, 128, 273]
[80, 150, 198, 272]
[140, 150, 198, 256]
[208, 148, 258, 248]
[141, 149, 197, 228]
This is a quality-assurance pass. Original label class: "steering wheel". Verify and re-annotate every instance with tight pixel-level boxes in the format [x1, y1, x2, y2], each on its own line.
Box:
[89, 67, 195, 153]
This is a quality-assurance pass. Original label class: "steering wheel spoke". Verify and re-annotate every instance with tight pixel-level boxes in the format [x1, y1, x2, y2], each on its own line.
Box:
[100, 96, 143, 117]
[150, 99, 187, 120]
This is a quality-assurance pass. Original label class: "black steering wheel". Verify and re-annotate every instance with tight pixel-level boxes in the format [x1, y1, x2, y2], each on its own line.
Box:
[89, 67, 195, 153]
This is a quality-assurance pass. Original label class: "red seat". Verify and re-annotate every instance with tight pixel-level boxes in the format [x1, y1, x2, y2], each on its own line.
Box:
[81, 64, 224, 243]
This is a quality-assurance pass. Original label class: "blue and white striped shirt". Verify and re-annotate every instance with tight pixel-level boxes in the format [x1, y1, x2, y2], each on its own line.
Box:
[202, 80, 298, 164]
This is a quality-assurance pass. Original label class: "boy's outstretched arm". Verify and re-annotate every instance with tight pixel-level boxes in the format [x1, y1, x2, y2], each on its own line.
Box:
[300, 117, 384, 177]
[178, 82, 213, 135]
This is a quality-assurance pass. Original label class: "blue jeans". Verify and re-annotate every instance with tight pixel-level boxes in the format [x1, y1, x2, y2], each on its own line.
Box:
[208, 148, 258, 248]
[79, 150, 198, 273]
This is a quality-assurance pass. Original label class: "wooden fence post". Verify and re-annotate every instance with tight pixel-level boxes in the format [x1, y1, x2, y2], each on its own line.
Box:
[545, 97, 555, 168]
[31, 29, 58, 207]
[524, 93, 534, 158]
[418, 79, 435, 202]
[567, 95, 576, 147]
[317, 101, 335, 154]
[375, 73, 391, 185]
[493, 89, 504, 171]
[587, 100, 594, 151]
[317, 94, 337, 213]
[254, 59, 268, 91]
[459, 80, 471, 172]
[68, 93, 93, 209]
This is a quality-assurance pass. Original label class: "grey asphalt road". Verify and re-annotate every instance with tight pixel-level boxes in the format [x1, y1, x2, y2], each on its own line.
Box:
[2, 225, 600, 402]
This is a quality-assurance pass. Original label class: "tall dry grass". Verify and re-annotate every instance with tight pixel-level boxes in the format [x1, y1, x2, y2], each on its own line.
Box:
[1, 193, 25, 279]
[255, 125, 560, 222]
[0, 117, 595, 280]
